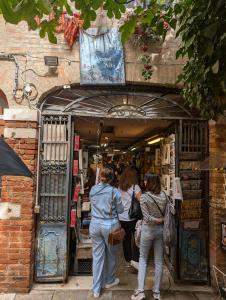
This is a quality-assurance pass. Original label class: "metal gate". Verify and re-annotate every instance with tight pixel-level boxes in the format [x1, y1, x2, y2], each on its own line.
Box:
[35, 114, 72, 282]
[178, 120, 209, 282]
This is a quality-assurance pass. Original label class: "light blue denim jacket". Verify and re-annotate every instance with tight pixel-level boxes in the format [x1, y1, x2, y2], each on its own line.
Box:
[90, 183, 124, 225]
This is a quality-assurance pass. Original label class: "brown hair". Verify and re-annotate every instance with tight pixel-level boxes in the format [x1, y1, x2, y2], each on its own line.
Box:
[100, 168, 114, 184]
[144, 173, 161, 194]
[119, 166, 138, 191]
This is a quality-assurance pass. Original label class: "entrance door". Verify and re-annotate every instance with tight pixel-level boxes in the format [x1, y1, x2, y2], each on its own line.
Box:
[178, 120, 209, 282]
[35, 114, 72, 282]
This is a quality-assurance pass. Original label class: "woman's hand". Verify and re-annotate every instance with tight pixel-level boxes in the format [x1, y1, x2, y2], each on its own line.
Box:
[154, 218, 164, 224]
[136, 191, 142, 201]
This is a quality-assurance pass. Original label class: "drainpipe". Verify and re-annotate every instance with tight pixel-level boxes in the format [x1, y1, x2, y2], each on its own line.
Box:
[34, 109, 42, 214]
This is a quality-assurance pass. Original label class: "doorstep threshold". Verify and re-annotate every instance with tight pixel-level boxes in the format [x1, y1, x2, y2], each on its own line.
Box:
[32, 276, 214, 294]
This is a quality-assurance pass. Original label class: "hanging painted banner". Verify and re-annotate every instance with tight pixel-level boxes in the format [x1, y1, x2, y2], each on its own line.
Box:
[79, 28, 125, 85]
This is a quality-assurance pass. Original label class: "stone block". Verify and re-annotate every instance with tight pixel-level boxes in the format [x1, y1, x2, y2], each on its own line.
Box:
[0, 203, 21, 220]
[4, 128, 37, 139]
[0, 294, 16, 300]
[15, 291, 53, 300]
[4, 109, 38, 122]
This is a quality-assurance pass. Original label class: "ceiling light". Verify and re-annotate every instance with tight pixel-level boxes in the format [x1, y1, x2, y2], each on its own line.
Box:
[114, 149, 120, 152]
[145, 134, 160, 142]
[131, 147, 136, 151]
[104, 137, 109, 140]
[44, 56, 58, 66]
[147, 138, 163, 145]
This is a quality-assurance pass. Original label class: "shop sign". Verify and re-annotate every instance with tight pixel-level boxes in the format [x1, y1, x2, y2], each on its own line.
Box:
[79, 28, 125, 85]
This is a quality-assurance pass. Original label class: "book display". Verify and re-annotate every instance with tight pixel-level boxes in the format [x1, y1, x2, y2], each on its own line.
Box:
[160, 134, 176, 203]
[71, 135, 93, 275]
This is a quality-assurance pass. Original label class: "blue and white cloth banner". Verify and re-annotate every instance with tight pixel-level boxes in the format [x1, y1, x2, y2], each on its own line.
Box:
[79, 28, 125, 85]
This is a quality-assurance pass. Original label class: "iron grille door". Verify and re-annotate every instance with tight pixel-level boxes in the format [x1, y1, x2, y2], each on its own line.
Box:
[178, 120, 209, 282]
[35, 114, 72, 282]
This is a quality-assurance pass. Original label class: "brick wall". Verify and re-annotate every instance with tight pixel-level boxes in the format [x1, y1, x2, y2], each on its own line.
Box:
[209, 118, 226, 284]
[0, 16, 185, 108]
[0, 119, 38, 293]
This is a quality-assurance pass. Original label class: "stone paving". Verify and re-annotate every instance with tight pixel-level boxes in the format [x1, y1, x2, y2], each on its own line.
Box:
[0, 289, 218, 300]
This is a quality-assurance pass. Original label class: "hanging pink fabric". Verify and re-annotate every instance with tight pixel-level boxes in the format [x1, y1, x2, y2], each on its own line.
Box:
[74, 135, 80, 151]
[73, 184, 80, 202]
[73, 160, 79, 176]
[70, 209, 76, 227]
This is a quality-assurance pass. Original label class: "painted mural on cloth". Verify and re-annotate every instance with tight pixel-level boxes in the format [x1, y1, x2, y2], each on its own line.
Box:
[79, 28, 125, 85]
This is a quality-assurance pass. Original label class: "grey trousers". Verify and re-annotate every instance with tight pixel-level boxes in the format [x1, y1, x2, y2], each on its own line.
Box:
[138, 223, 164, 294]
[89, 221, 120, 294]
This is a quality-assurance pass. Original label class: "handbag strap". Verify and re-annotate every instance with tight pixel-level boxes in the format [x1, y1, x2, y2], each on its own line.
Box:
[145, 192, 164, 217]
[109, 188, 115, 218]
[132, 184, 135, 198]
[126, 184, 135, 199]
[91, 185, 108, 197]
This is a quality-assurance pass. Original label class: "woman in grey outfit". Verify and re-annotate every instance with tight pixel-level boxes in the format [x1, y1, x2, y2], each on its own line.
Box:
[131, 173, 167, 300]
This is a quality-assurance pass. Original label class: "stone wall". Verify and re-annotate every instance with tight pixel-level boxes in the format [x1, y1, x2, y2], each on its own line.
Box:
[0, 109, 38, 292]
[209, 117, 226, 284]
[0, 16, 185, 108]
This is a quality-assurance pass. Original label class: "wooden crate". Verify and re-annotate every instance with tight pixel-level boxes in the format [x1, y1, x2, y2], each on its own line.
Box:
[181, 199, 202, 210]
[181, 180, 202, 190]
[76, 243, 92, 259]
[182, 189, 202, 200]
[181, 209, 202, 219]
[180, 170, 201, 180]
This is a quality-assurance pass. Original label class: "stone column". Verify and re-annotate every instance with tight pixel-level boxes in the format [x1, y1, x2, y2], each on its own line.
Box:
[209, 117, 226, 285]
[0, 108, 38, 293]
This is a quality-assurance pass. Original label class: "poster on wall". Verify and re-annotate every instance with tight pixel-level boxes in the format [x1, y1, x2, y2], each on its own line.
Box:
[79, 28, 125, 85]
[162, 174, 170, 196]
[162, 144, 171, 165]
[173, 177, 183, 201]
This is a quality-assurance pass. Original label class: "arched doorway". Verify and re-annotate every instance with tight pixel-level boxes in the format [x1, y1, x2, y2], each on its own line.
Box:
[35, 84, 209, 284]
[0, 89, 8, 114]
[38, 84, 199, 120]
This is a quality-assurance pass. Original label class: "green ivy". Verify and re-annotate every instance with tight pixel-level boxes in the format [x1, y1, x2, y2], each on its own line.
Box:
[173, 0, 226, 119]
[0, 0, 226, 118]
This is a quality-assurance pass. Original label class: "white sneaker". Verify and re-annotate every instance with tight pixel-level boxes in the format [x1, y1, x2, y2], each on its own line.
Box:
[105, 277, 120, 289]
[131, 290, 146, 300]
[130, 260, 139, 270]
[93, 292, 100, 298]
[153, 293, 161, 300]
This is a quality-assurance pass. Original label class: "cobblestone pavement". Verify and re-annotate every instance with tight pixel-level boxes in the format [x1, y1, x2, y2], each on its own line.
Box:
[0, 289, 218, 300]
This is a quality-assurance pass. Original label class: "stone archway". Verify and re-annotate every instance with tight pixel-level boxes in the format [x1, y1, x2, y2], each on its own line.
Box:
[0, 89, 8, 114]
[38, 83, 201, 120]
[0, 89, 8, 136]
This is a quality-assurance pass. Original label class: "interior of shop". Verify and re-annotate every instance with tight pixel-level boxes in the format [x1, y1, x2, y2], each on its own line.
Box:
[68, 116, 176, 277]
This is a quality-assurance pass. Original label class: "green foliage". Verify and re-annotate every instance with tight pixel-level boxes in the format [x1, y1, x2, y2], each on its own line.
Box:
[0, 0, 226, 118]
[174, 0, 226, 119]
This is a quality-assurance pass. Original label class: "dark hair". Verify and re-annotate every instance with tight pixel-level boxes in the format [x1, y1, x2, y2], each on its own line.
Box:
[100, 168, 114, 184]
[144, 173, 161, 194]
[119, 166, 138, 191]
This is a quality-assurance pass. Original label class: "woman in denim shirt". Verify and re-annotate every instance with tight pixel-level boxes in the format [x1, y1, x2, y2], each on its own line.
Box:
[89, 168, 124, 298]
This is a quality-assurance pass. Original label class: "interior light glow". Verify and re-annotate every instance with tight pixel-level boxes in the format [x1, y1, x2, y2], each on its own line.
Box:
[145, 134, 160, 142]
[131, 147, 136, 151]
[147, 138, 163, 145]
[114, 149, 120, 152]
